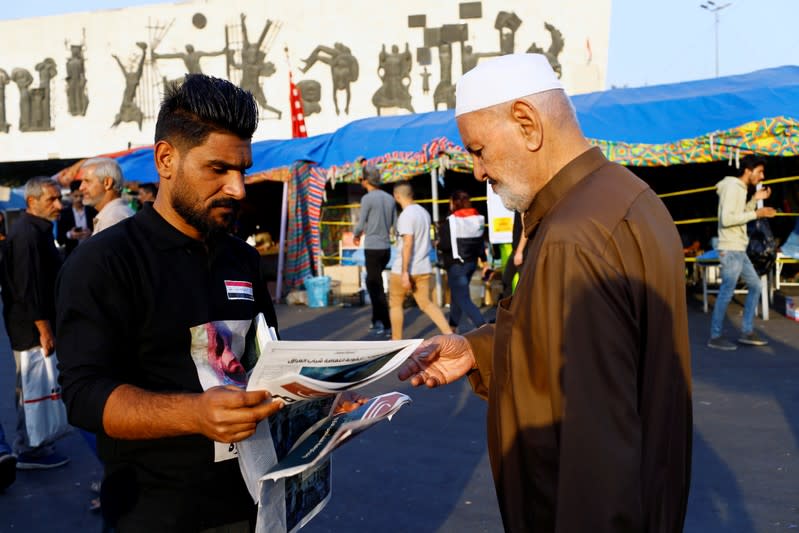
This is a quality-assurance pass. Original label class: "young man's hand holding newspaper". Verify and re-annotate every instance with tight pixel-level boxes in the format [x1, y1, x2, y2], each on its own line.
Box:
[234, 313, 421, 533]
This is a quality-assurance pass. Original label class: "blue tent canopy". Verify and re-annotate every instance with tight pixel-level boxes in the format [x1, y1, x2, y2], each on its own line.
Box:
[572, 66, 799, 144]
[317, 110, 462, 168]
[116, 65, 799, 181]
[0, 188, 27, 211]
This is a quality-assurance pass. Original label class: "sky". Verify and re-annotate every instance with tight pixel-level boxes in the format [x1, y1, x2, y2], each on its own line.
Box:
[1, 0, 797, 89]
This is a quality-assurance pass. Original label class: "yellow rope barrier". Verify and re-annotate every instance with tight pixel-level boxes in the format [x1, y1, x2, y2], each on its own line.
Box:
[674, 217, 717, 225]
[323, 196, 489, 210]
[657, 175, 799, 199]
[319, 176, 799, 230]
[763, 175, 799, 186]
[657, 186, 715, 199]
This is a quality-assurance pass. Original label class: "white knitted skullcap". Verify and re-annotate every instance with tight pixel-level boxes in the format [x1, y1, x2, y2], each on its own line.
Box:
[455, 53, 564, 117]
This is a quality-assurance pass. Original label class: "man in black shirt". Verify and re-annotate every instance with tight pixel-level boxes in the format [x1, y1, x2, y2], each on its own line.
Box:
[56, 75, 282, 531]
[56, 180, 96, 259]
[137, 182, 157, 208]
[1, 176, 69, 470]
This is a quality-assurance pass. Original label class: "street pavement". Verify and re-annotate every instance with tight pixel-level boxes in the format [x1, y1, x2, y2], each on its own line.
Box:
[0, 293, 797, 532]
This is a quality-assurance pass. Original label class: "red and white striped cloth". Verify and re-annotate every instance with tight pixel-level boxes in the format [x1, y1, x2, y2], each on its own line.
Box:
[289, 72, 307, 139]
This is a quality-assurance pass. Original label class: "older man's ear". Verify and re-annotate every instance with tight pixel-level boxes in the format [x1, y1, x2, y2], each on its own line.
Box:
[510, 100, 544, 152]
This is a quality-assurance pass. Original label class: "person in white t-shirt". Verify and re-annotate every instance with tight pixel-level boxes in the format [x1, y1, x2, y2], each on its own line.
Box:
[388, 182, 452, 340]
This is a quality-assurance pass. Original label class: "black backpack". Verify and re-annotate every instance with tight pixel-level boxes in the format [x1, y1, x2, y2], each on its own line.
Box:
[747, 218, 777, 276]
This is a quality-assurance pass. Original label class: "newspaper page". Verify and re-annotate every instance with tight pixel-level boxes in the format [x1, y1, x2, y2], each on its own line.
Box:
[227, 314, 421, 532]
[261, 391, 411, 482]
[246, 338, 422, 402]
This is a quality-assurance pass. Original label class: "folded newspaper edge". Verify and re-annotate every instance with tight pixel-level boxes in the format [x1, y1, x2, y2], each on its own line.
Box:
[260, 391, 412, 482]
[246, 335, 423, 403]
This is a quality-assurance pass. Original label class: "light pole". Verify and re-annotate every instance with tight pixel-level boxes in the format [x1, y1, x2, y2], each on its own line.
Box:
[700, 1, 732, 77]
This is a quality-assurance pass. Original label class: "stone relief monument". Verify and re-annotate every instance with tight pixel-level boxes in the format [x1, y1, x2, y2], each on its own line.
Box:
[11, 69, 33, 132]
[372, 43, 414, 116]
[0, 69, 10, 133]
[231, 14, 281, 119]
[460, 43, 499, 74]
[12, 58, 56, 132]
[112, 42, 147, 130]
[495, 11, 522, 56]
[527, 22, 565, 77]
[296, 79, 321, 116]
[300, 43, 359, 115]
[433, 42, 455, 110]
[420, 66, 431, 95]
[152, 43, 229, 75]
[66, 45, 89, 116]
[33, 58, 57, 131]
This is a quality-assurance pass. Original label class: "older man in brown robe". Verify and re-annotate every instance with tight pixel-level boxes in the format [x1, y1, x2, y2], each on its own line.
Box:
[399, 53, 692, 533]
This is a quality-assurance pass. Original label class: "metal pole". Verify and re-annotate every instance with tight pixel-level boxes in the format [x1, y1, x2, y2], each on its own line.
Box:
[275, 180, 289, 302]
[754, 183, 769, 320]
[430, 166, 443, 307]
[714, 11, 720, 77]
[700, 2, 731, 77]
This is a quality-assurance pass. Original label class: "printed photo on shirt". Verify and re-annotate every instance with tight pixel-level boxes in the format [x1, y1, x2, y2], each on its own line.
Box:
[189, 319, 259, 389]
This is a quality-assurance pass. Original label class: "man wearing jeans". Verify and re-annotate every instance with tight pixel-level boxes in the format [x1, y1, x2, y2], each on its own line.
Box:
[388, 182, 452, 340]
[353, 164, 396, 336]
[708, 155, 776, 350]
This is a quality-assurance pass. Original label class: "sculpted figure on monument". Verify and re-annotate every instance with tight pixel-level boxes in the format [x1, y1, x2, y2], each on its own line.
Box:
[11, 68, 33, 132]
[495, 11, 523, 56]
[33, 58, 57, 131]
[152, 43, 228, 75]
[420, 67, 431, 95]
[296, 79, 321, 116]
[231, 13, 281, 119]
[66, 45, 89, 116]
[460, 44, 499, 75]
[527, 22, 565, 77]
[372, 43, 414, 116]
[112, 42, 147, 130]
[433, 42, 455, 110]
[300, 42, 359, 115]
[0, 69, 10, 133]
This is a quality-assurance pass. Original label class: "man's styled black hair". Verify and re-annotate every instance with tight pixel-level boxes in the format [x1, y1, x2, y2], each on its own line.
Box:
[737, 154, 767, 177]
[154, 74, 258, 149]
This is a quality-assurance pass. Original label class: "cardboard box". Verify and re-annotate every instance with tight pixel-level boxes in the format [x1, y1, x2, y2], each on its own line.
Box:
[323, 265, 362, 295]
[773, 290, 799, 322]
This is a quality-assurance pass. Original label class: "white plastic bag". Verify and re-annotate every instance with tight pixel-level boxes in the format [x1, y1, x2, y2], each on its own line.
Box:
[20, 347, 70, 447]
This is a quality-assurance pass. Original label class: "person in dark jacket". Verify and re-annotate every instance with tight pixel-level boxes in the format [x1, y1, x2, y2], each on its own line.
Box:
[56, 180, 96, 259]
[437, 190, 486, 333]
[1, 176, 69, 470]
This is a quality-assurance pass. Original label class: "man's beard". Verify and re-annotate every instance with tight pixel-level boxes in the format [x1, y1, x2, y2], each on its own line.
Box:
[493, 182, 532, 213]
[172, 178, 239, 240]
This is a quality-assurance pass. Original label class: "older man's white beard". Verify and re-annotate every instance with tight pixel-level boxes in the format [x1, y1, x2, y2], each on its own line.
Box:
[495, 183, 532, 213]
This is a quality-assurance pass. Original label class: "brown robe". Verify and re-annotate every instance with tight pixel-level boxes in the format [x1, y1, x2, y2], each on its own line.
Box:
[466, 148, 692, 532]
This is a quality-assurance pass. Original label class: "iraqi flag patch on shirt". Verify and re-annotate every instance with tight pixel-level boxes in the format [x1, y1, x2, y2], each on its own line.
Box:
[224, 280, 254, 301]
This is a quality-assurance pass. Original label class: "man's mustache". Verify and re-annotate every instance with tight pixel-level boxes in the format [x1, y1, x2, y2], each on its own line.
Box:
[209, 198, 240, 210]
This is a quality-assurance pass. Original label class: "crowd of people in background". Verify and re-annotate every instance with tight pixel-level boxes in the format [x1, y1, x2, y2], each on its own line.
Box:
[0, 158, 154, 495]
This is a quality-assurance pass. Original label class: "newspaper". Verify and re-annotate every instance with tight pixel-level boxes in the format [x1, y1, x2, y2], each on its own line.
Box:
[231, 314, 420, 532]
[261, 391, 411, 482]
[245, 336, 422, 402]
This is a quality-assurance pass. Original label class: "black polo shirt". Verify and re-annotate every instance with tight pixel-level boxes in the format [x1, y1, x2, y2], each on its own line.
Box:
[56, 205, 277, 530]
[1, 211, 61, 351]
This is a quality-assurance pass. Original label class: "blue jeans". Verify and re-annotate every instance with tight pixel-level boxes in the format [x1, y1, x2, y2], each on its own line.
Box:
[447, 261, 485, 331]
[710, 250, 761, 338]
[0, 424, 11, 456]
